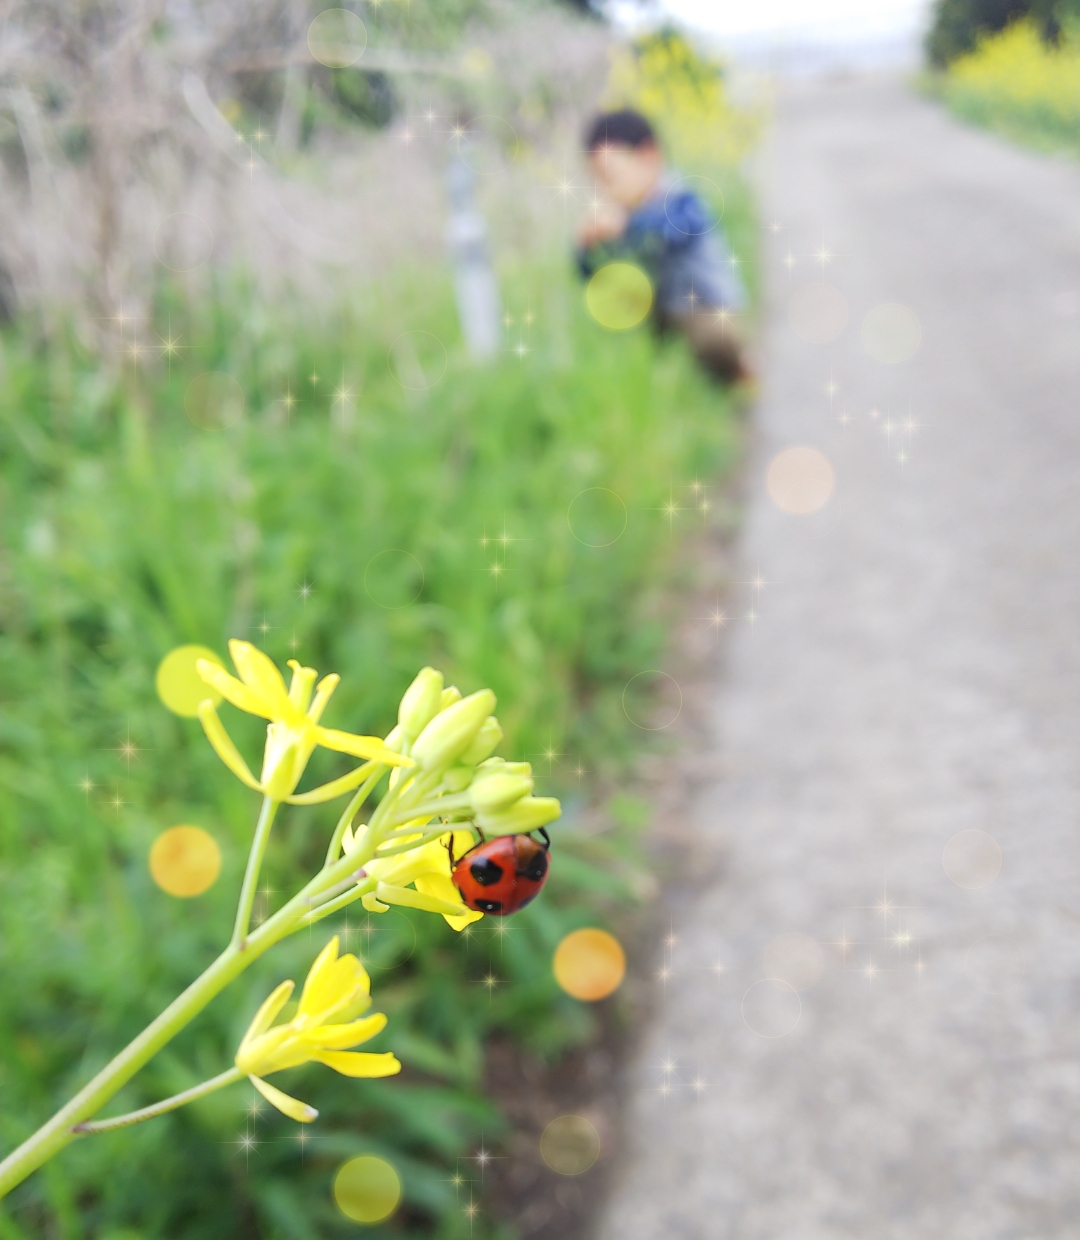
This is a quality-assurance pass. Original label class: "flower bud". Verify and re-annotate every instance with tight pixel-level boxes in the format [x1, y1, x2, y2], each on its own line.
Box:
[478, 758, 532, 777]
[398, 667, 444, 741]
[442, 765, 475, 793]
[440, 686, 462, 710]
[459, 716, 502, 766]
[476, 795, 561, 836]
[411, 689, 497, 771]
[468, 772, 534, 815]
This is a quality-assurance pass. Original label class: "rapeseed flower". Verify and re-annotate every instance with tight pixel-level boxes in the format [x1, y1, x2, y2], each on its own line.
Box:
[235, 937, 400, 1122]
[196, 640, 410, 803]
[343, 826, 484, 930]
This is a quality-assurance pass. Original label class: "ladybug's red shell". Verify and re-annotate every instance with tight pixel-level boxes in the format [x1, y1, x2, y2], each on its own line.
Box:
[451, 833, 550, 916]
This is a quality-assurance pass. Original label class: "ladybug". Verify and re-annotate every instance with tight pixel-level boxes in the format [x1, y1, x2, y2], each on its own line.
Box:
[449, 829, 551, 916]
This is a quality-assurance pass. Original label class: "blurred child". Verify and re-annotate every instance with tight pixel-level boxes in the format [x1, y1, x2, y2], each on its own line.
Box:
[576, 108, 750, 384]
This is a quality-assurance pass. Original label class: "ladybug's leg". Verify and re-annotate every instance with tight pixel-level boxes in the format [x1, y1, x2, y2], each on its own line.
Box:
[445, 835, 457, 868]
[538, 826, 551, 851]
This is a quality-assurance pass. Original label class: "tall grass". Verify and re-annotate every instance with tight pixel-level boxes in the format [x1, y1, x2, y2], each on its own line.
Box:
[0, 251, 743, 1238]
[936, 19, 1080, 154]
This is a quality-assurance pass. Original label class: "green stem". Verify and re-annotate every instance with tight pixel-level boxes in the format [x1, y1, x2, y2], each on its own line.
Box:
[233, 797, 279, 949]
[71, 1068, 244, 1135]
[0, 790, 396, 1199]
[325, 770, 383, 867]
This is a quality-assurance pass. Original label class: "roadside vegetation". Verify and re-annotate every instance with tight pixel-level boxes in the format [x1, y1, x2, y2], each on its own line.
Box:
[0, 18, 759, 1240]
[925, 0, 1080, 155]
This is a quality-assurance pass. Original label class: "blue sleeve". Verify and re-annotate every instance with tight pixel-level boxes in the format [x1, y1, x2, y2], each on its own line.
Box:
[627, 190, 713, 252]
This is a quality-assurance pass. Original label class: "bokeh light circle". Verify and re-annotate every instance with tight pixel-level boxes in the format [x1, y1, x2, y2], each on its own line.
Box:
[621, 670, 682, 731]
[387, 331, 447, 390]
[540, 1115, 601, 1175]
[184, 372, 246, 430]
[965, 935, 1025, 995]
[741, 978, 801, 1038]
[762, 932, 824, 993]
[153, 213, 215, 272]
[664, 175, 723, 234]
[766, 446, 835, 515]
[861, 302, 922, 363]
[566, 488, 627, 547]
[333, 1155, 401, 1223]
[308, 9, 368, 67]
[585, 262, 653, 331]
[156, 645, 224, 717]
[364, 549, 424, 609]
[942, 829, 1002, 889]
[553, 928, 626, 1001]
[150, 826, 221, 897]
[787, 282, 849, 344]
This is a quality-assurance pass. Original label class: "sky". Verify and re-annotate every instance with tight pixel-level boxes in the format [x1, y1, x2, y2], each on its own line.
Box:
[610, 0, 933, 45]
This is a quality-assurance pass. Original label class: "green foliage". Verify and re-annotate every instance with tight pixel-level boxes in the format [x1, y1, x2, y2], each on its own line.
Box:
[930, 16, 1080, 153]
[925, 0, 1080, 65]
[0, 251, 742, 1235]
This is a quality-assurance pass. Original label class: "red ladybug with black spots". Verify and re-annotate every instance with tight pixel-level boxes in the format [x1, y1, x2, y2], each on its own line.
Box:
[449, 829, 551, 916]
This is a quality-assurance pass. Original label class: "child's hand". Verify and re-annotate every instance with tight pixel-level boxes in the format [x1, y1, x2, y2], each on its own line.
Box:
[577, 204, 627, 249]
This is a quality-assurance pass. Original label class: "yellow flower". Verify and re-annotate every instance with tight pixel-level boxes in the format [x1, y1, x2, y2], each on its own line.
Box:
[195, 640, 411, 803]
[343, 826, 484, 931]
[235, 937, 400, 1123]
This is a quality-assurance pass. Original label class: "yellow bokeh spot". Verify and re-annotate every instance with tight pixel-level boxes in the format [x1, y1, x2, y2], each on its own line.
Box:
[149, 826, 221, 898]
[540, 1115, 601, 1175]
[155, 645, 224, 717]
[333, 1155, 401, 1224]
[553, 928, 626, 1001]
[585, 263, 652, 331]
[307, 8, 367, 68]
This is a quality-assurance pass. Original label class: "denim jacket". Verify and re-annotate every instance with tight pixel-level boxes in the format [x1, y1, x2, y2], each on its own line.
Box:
[577, 176, 746, 315]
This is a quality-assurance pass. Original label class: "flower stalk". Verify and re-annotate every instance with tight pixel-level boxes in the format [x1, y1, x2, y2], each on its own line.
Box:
[0, 648, 561, 1199]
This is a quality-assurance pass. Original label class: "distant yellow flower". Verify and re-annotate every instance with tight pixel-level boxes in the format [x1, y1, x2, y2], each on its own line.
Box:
[196, 640, 411, 803]
[343, 826, 484, 931]
[235, 937, 400, 1123]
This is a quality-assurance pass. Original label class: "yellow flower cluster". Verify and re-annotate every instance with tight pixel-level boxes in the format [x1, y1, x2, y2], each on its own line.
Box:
[947, 19, 1080, 144]
[603, 28, 763, 169]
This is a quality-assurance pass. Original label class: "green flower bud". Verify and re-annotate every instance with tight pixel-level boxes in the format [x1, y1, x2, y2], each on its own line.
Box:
[411, 689, 497, 771]
[459, 716, 502, 766]
[469, 772, 534, 815]
[442, 765, 475, 793]
[440, 686, 462, 710]
[476, 795, 561, 836]
[398, 667, 444, 741]
[477, 758, 532, 777]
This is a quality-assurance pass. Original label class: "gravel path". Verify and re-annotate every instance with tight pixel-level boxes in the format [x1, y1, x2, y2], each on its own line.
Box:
[596, 75, 1080, 1240]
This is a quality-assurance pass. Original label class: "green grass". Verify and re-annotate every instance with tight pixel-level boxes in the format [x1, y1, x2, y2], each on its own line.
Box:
[0, 253, 743, 1238]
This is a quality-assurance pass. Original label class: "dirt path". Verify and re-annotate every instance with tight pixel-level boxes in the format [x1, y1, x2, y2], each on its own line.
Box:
[596, 75, 1080, 1239]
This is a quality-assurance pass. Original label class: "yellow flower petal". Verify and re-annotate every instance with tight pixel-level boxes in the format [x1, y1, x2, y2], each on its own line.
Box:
[362, 892, 390, 913]
[229, 640, 294, 712]
[374, 881, 469, 918]
[285, 761, 378, 806]
[249, 1075, 318, 1122]
[298, 942, 370, 1022]
[316, 727, 413, 767]
[197, 701, 263, 791]
[415, 873, 484, 930]
[310, 1012, 387, 1050]
[197, 660, 274, 720]
[308, 673, 340, 725]
[240, 980, 295, 1049]
[315, 1051, 402, 1078]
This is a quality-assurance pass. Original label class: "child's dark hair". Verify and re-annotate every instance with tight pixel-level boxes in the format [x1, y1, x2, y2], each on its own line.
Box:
[583, 108, 657, 152]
